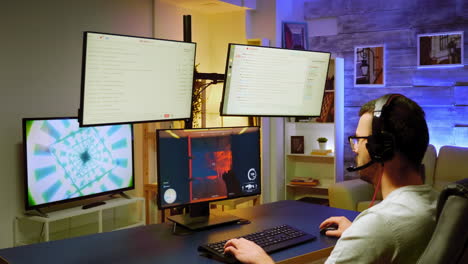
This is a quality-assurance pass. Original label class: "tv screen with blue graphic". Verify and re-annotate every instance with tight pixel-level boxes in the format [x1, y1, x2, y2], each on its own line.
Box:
[23, 117, 134, 210]
[156, 126, 261, 209]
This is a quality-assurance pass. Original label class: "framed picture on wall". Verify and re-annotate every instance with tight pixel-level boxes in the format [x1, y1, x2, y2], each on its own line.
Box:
[290, 136, 305, 154]
[282, 22, 308, 50]
[417, 31, 464, 68]
[354, 45, 385, 87]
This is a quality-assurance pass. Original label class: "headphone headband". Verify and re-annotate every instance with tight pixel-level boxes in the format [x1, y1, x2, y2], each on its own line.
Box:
[374, 94, 401, 117]
[372, 94, 403, 135]
[367, 94, 404, 163]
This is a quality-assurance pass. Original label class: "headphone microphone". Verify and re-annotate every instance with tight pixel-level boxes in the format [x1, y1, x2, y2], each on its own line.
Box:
[346, 160, 374, 172]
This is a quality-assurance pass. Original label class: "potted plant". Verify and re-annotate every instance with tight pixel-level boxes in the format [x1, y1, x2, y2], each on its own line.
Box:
[317, 137, 328, 150]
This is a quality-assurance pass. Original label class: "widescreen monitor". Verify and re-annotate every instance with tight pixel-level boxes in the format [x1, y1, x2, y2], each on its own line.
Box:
[157, 126, 261, 210]
[23, 117, 134, 210]
[79, 31, 196, 126]
[221, 44, 331, 117]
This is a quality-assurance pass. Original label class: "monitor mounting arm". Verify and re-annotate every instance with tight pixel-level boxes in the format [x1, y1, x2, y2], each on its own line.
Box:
[194, 72, 225, 83]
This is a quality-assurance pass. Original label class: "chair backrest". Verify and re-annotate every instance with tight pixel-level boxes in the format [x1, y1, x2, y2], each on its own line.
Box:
[421, 144, 437, 186]
[0, 255, 9, 264]
[417, 178, 468, 264]
[433, 146, 468, 191]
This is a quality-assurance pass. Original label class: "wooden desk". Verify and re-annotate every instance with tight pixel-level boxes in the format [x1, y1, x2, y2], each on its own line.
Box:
[0, 200, 359, 264]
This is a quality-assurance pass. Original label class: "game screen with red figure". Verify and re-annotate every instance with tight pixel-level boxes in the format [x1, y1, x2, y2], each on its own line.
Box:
[157, 127, 260, 209]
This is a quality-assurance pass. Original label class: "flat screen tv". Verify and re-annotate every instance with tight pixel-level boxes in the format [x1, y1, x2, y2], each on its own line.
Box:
[156, 126, 261, 230]
[23, 117, 134, 210]
[79, 31, 196, 126]
[220, 43, 331, 117]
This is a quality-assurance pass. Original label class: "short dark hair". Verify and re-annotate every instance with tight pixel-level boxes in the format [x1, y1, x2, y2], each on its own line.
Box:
[359, 95, 429, 169]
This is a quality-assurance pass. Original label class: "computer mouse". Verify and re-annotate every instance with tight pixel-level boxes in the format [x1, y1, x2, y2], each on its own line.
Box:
[236, 219, 251, 225]
[320, 223, 338, 235]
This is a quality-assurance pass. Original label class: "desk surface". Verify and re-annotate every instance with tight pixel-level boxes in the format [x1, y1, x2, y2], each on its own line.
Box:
[0, 200, 359, 264]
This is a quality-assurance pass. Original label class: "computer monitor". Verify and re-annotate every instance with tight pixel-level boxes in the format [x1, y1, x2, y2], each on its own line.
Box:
[156, 126, 261, 230]
[23, 117, 134, 211]
[79, 31, 196, 126]
[220, 44, 331, 117]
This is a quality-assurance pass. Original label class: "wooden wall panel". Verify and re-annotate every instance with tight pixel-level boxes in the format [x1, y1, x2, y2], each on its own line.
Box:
[304, 0, 349, 19]
[386, 68, 415, 87]
[412, 1, 457, 27]
[339, 11, 412, 33]
[304, 0, 468, 179]
[454, 127, 468, 146]
[387, 48, 417, 68]
[344, 87, 453, 107]
[454, 86, 468, 106]
[413, 68, 468, 86]
[454, 106, 468, 125]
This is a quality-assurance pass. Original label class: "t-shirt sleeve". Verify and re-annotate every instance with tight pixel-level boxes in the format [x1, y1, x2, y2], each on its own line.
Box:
[325, 212, 396, 264]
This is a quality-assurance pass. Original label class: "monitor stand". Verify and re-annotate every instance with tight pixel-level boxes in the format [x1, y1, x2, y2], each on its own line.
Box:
[167, 202, 240, 230]
[25, 208, 49, 218]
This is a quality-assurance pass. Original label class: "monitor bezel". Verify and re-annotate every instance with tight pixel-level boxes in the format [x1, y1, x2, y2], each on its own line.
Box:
[79, 31, 197, 127]
[22, 116, 136, 211]
[220, 43, 331, 118]
[155, 126, 262, 210]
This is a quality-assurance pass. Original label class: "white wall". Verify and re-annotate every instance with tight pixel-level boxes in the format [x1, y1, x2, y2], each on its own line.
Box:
[0, 0, 153, 249]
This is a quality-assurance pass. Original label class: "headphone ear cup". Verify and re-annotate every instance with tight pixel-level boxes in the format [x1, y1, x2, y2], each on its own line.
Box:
[366, 135, 381, 162]
[366, 132, 395, 163]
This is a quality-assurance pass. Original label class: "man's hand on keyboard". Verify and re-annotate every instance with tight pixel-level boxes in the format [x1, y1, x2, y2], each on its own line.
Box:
[224, 238, 274, 264]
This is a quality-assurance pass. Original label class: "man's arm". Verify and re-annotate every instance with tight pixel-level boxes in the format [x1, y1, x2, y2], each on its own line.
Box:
[324, 212, 394, 264]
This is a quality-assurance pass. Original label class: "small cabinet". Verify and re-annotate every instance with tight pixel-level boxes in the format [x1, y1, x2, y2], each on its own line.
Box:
[14, 197, 145, 246]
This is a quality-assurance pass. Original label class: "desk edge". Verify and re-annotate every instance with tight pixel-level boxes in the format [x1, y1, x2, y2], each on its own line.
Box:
[276, 246, 334, 264]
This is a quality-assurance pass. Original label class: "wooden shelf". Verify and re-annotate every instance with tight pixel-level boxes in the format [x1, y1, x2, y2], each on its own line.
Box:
[24, 198, 144, 223]
[15, 197, 145, 245]
[287, 184, 330, 190]
[284, 57, 344, 201]
[286, 154, 334, 159]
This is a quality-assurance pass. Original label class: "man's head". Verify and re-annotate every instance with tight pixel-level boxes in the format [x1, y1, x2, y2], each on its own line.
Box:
[352, 94, 429, 184]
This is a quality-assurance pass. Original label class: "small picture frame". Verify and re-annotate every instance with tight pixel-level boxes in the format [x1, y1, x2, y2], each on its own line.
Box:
[291, 136, 305, 154]
[282, 22, 308, 50]
[417, 31, 464, 68]
[354, 45, 385, 87]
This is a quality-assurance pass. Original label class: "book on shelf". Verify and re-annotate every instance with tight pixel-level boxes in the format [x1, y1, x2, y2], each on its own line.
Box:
[289, 177, 320, 186]
[310, 149, 333, 156]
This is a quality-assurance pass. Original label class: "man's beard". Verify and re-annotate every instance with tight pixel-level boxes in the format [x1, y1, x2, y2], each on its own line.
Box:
[357, 158, 380, 186]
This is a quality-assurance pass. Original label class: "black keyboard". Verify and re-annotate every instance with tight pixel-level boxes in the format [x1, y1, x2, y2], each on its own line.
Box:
[198, 224, 316, 263]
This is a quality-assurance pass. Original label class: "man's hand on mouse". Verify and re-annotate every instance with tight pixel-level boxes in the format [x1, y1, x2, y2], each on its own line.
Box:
[224, 238, 274, 264]
[319, 216, 352, 237]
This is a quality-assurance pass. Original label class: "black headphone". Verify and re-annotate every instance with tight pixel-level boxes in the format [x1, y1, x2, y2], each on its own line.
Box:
[366, 94, 403, 163]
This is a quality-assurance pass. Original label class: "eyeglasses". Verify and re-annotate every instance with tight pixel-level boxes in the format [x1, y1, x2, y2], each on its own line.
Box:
[348, 135, 370, 151]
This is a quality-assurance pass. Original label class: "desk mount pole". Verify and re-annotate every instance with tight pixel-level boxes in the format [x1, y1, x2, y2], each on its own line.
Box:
[183, 14, 225, 129]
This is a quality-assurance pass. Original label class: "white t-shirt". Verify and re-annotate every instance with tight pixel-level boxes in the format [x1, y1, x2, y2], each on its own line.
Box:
[325, 185, 439, 264]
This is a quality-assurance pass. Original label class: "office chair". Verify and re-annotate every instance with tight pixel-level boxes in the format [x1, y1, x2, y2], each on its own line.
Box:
[0, 255, 9, 264]
[417, 178, 468, 264]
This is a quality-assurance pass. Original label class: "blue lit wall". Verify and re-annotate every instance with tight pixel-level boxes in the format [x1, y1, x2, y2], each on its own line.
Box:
[303, 0, 468, 179]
